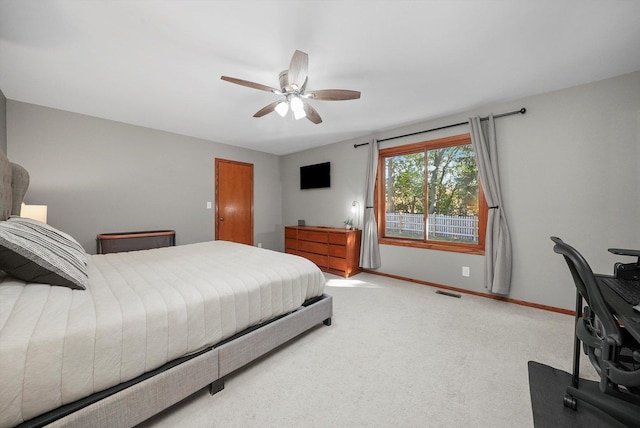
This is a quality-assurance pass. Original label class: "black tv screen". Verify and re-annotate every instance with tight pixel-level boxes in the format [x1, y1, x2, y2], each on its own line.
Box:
[300, 162, 330, 189]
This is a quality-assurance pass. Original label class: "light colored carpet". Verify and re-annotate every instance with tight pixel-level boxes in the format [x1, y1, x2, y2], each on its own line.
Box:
[139, 272, 595, 428]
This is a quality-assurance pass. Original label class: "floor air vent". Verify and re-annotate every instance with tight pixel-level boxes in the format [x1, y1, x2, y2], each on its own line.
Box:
[435, 290, 461, 298]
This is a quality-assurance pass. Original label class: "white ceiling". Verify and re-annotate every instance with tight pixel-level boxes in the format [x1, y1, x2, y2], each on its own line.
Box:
[1, 1, 640, 155]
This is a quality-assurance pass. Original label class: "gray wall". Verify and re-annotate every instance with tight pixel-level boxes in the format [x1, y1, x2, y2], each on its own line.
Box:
[281, 71, 640, 310]
[0, 89, 6, 154]
[5, 71, 639, 310]
[7, 101, 283, 253]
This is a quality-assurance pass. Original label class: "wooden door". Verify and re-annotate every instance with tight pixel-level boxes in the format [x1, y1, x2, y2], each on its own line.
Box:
[215, 158, 254, 245]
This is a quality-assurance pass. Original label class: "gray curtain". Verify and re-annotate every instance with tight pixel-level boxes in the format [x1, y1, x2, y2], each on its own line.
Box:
[360, 139, 381, 269]
[469, 115, 512, 294]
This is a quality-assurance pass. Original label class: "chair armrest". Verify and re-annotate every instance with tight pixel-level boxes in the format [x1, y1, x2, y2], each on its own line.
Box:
[608, 248, 640, 258]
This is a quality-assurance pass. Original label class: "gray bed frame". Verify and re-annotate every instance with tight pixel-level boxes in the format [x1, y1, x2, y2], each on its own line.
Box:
[32, 295, 332, 428]
[1, 152, 333, 428]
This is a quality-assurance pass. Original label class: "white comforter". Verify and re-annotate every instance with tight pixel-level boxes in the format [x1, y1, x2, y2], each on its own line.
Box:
[0, 241, 325, 427]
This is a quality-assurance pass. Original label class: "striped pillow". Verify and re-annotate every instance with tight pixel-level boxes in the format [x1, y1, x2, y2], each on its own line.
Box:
[0, 218, 88, 290]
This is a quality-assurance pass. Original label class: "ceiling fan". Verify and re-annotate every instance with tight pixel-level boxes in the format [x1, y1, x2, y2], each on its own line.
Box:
[221, 50, 360, 124]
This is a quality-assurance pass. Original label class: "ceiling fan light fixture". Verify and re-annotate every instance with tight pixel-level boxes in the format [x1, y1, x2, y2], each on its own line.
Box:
[275, 101, 289, 117]
[293, 109, 306, 120]
[290, 96, 306, 120]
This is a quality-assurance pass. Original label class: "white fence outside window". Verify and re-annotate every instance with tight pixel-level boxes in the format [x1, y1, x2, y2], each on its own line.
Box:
[385, 212, 478, 243]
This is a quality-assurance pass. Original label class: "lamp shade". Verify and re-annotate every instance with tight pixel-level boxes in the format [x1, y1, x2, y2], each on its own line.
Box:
[275, 101, 289, 117]
[20, 203, 48, 223]
[290, 96, 306, 120]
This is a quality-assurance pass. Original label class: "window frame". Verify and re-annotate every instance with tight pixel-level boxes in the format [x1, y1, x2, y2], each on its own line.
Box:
[376, 134, 487, 255]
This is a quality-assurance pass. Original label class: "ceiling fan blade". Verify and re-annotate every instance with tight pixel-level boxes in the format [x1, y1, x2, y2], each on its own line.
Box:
[253, 101, 281, 118]
[306, 89, 361, 101]
[302, 100, 322, 124]
[278, 70, 289, 92]
[221, 76, 280, 94]
[287, 50, 308, 90]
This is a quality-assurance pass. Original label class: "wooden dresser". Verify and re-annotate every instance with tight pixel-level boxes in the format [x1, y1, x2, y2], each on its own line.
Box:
[285, 226, 362, 278]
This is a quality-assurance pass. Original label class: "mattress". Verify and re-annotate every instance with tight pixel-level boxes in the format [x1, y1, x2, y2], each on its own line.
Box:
[0, 241, 326, 428]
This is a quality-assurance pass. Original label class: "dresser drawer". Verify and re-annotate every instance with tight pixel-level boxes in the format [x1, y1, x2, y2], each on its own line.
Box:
[328, 233, 347, 245]
[298, 240, 328, 255]
[299, 230, 329, 243]
[299, 251, 328, 268]
[285, 228, 298, 239]
[329, 244, 346, 258]
[284, 238, 297, 251]
[328, 256, 346, 272]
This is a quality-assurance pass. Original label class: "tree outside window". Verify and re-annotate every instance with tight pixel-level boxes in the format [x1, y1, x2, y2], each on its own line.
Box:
[377, 134, 486, 254]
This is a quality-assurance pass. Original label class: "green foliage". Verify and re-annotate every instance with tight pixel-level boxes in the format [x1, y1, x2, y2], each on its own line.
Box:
[385, 144, 478, 217]
[385, 152, 425, 214]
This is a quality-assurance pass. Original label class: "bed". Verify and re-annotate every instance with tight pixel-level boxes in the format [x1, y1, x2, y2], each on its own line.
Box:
[0, 151, 332, 428]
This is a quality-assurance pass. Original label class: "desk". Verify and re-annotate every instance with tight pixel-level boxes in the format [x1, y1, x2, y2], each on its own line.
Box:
[597, 276, 640, 343]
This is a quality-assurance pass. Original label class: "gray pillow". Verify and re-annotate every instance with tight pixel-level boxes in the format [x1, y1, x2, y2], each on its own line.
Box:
[0, 217, 88, 290]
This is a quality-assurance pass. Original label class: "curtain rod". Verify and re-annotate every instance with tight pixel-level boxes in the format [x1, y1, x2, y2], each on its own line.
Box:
[354, 107, 526, 148]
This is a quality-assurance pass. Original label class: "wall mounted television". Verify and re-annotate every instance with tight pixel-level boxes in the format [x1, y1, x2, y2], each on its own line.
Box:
[300, 162, 330, 189]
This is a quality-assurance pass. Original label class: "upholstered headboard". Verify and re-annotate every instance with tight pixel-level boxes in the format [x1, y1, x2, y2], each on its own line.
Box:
[0, 153, 87, 289]
[0, 150, 30, 221]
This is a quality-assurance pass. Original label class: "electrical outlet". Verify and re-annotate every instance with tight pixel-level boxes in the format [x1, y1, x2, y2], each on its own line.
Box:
[257, 243, 262, 248]
[206, 201, 212, 209]
[462, 266, 470, 277]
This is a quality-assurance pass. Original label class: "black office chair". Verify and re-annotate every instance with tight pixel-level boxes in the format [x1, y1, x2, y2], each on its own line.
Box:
[551, 237, 640, 427]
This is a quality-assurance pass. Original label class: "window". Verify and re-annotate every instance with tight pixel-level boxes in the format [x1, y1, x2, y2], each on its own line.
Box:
[376, 134, 486, 254]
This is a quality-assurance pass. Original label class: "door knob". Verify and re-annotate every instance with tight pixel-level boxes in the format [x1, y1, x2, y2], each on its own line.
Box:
[219, 217, 224, 221]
